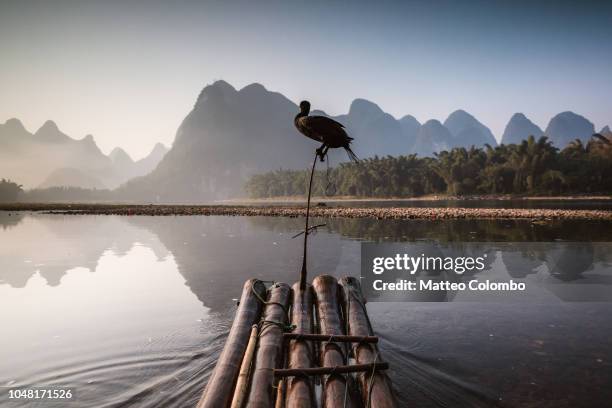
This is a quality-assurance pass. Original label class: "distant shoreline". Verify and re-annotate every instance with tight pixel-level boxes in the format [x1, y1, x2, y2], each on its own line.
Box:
[2, 203, 612, 220]
[222, 194, 612, 204]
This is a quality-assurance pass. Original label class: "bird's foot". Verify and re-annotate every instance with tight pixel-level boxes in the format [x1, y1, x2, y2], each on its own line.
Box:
[316, 148, 325, 162]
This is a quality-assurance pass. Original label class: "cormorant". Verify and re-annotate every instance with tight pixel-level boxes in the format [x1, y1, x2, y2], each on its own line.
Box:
[294, 100, 358, 162]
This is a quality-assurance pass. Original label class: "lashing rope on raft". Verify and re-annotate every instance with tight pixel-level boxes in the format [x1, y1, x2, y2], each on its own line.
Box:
[248, 278, 380, 407]
[250, 280, 294, 332]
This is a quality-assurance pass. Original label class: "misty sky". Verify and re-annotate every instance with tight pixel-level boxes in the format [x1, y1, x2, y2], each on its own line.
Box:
[1, 0, 611, 159]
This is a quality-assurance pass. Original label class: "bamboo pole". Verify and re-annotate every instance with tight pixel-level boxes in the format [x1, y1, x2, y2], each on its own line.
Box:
[198, 279, 267, 408]
[339, 276, 398, 408]
[276, 362, 389, 377]
[285, 282, 316, 407]
[283, 333, 379, 343]
[275, 379, 286, 408]
[230, 325, 259, 408]
[299, 151, 319, 290]
[312, 275, 359, 408]
[246, 282, 292, 408]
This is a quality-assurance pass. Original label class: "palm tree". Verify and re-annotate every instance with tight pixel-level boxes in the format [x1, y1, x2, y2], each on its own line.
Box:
[508, 136, 557, 193]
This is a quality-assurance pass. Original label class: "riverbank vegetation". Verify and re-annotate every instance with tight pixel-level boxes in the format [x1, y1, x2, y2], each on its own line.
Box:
[2, 136, 611, 203]
[0, 179, 23, 202]
[245, 136, 612, 198]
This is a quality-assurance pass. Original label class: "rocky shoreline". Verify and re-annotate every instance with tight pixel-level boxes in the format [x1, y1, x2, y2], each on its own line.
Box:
[2, 203, 612, 220]
[224, 194, 612, 204]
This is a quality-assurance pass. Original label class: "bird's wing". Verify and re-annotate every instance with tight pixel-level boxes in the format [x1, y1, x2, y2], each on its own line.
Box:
[296, 117, 323, 142]
[308, 115, 345, 128]
[314, 116, 355, 145]
[299, 116, 354, 147]
[302, 116, 351, 142]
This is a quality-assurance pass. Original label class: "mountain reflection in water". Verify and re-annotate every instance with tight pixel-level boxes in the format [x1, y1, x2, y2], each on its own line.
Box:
[1, 212, 612, 407]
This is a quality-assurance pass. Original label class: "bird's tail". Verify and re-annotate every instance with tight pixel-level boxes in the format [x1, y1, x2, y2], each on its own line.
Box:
[344, 145, 359, 162]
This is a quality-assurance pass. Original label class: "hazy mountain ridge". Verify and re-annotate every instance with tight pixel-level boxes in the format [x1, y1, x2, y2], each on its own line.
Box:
[119, 81, 315, 202]
[343, 99, 406, 157]
[413, 119, 454, 156]
[444, 109, 497, 148]
[2, 80, 604, 200]
[121, 81, 604, 201]
[544, 111, 595, 147]
[501, 113, 544, 145]
[0, 119, 167, 189]
[110, 143, 169, 182]
[399, 115, 421, 148]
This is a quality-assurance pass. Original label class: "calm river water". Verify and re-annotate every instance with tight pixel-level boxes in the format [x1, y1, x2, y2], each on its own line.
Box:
[1, 211, 611, 407]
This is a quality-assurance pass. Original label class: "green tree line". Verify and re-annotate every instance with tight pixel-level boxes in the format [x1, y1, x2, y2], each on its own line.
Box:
[0, 179, 23, 202]
[245, 136, 612, 198]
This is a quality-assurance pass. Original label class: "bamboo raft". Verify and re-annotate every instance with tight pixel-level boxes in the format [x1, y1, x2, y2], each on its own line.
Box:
[196, 275, 397, 408]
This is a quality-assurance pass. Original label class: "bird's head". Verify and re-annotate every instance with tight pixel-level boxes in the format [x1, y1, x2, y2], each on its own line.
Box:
[299, 100, 311, 115]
